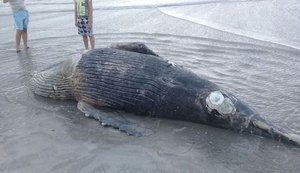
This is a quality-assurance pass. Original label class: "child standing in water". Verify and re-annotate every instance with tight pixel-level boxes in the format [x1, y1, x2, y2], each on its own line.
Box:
[3, 0, 29, 52]
[74, 0, 95, 50]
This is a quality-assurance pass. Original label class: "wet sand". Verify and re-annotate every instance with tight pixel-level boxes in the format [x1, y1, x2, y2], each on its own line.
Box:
[0, 1, 300, 172]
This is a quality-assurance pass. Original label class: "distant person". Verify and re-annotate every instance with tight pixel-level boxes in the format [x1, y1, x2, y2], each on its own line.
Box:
[3, 0, 29, 53]
[74, 0, 95, 50]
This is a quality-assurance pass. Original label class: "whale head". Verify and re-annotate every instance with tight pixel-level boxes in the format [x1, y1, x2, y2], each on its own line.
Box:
[30, 55, 81, 100]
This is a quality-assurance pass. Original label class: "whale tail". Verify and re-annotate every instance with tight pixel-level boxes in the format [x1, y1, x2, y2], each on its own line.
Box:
[250, 118, 300, 146]
[205, 91, 300, 147]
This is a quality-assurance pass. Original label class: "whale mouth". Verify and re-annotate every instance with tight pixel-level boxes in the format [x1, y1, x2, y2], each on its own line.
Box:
[30, 71, 74, 99]
[30, 55, 81, 100]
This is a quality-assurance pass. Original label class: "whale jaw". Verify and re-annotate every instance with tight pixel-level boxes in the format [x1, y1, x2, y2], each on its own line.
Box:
[30, 55, 81, 100]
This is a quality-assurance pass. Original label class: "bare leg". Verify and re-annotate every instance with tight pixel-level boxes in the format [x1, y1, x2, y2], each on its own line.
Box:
[89, 35, 95, 49]
[22, 29, 28, 49]
[16, 30, 23, 52]
[83, 35, 89, 50]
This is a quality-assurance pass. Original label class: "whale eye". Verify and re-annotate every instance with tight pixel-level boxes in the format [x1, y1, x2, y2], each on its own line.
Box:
[206, 91, 236, 115]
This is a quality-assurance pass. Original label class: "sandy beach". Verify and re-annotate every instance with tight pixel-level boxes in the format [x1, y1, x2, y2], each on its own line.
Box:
[0, 0, 300, 172]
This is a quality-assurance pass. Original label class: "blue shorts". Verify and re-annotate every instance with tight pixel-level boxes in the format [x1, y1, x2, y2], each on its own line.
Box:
[13, 9, 29, 30]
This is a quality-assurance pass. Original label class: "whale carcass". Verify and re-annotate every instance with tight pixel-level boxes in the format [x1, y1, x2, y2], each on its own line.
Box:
[30, 42, 300, 146]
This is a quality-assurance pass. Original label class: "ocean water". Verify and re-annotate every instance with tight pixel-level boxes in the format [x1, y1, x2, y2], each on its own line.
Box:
[0, 0, 300, 172]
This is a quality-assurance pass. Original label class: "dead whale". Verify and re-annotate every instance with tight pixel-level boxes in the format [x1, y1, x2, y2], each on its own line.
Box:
[30, 42, 300, 146]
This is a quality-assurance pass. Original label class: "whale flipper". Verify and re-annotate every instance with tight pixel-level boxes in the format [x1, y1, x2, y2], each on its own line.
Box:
[77, 101, 153, 137]
[110, 42, 159, 56]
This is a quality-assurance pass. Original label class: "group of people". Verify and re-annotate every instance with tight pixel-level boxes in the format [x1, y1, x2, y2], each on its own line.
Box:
[3, 0, 95, 52]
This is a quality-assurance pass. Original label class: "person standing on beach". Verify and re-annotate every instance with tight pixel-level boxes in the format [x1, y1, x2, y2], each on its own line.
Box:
[74, 0, 95, 50]
[3, 0, 29, 53]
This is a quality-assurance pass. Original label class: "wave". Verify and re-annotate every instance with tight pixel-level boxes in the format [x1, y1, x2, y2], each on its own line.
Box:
[2, 0, 300, 50]
[158, 0, 300, 49]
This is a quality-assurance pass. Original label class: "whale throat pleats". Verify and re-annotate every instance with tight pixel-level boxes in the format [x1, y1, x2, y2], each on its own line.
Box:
[73, 48, 170, 115]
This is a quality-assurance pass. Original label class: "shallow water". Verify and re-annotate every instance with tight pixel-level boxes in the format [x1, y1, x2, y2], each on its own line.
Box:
[0, 0, 300, 172]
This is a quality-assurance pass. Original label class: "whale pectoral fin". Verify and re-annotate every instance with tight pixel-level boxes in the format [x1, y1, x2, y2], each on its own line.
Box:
[77, 101, 153, 137]
[109, 42, 159, 56]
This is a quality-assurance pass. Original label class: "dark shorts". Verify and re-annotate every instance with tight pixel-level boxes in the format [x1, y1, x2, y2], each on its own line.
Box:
[77, 16, 93, 36]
